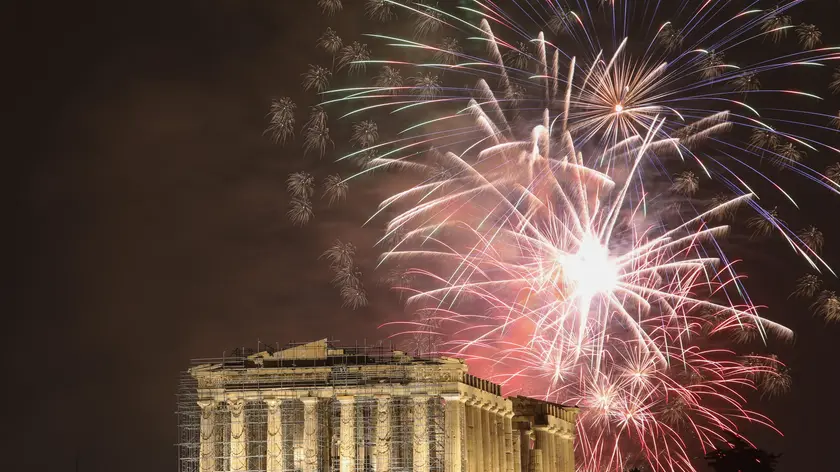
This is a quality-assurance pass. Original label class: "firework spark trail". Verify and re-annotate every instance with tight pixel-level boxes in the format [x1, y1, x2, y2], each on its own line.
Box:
[318, 1, 838, 471]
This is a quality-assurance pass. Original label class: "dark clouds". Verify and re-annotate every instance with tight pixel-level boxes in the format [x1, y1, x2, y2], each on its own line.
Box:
[8, 1, 840, 472]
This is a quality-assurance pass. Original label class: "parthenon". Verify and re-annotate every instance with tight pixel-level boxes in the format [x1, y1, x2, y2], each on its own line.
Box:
[177, 340, 578, 472]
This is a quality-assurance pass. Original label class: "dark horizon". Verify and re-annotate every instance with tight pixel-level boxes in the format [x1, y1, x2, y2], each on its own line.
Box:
[8, 1, 840, 472]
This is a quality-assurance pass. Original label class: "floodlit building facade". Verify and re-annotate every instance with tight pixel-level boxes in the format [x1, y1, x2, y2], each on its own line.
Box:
[178, 340, 578, 472]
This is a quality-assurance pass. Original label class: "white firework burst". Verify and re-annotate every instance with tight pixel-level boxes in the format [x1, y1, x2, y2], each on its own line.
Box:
[340, 282, 369, 309]
[266, 97, 296, 145]
[761, 7, 792, 43]
[700, 50, 726, 79]
[731, 72, 760, 92]
[287, 197, 313, 226]
[504, 41, 532, 70]
[286, 172, 314, 199]
[316, 27, 343, 56]
[374, 65, 403, 90]
[337, 41, 371, 74]
[830, 67, 840, 94]
[434, 37, 462, 65]
[749, 128, 780, 151]
[797, 226, 824, 253]
[305, 105, 329, 130]
[671, 171, 700, 196]
[322, 239, 356, 270]
[772, 142, 805, 169]
[365, 0, 395, 22]
[825, 162, 840, 184]
[796, 23, 821, 50]
[322, 174, 349, 206]
[546, 9, 572, 35]
[351, 120, 379, 148]
[658, 23, 684, 52]
[747, 207, 783, 239]
[316, 0, 342, 16]
[301, 65, 331, 93]
[410, 72, 441, 99]
[303, 124, 333, 158]
[791, 274, 822, 298]
[412, 2, 443, 38]
[708, 193, 740, 222]
[812, 290, 840, 323]
[758, 364, 792, 398]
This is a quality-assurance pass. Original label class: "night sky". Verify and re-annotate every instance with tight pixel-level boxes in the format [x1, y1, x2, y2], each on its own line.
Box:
[9, 1, 840, 471]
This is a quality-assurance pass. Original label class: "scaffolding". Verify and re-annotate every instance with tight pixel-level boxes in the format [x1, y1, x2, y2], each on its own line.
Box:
[176, 340, 455, 472]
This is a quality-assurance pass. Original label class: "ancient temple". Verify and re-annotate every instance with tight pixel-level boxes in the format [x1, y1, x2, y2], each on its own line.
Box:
[177, 340, 577, 472]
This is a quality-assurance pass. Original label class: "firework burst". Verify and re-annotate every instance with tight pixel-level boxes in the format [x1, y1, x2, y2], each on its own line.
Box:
[304, 1, 839, 470]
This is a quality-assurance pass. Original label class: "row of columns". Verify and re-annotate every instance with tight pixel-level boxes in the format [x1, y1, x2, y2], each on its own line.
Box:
[197, 394, 573, 472]
[530, 426, 574, 472]
[197, 395, 427, 472]
[444, 395, 514, 472]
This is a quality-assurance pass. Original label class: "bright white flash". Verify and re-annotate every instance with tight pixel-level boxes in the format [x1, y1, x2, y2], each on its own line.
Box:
[563, 236, 618, 295]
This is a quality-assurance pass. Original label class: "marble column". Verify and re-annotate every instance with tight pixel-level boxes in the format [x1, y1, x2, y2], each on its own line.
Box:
[484, 405, 496, 472]
[511, 425, 521, 472]
[470, 399, 484, 472]
[555, 432, 565, 472]
[442, 394, 465, 472]
[530, 449, 543, 472]
[197, 400, 215, 472]
[228, 399, 247, 472]
[534, 427, 551, 472]
[563, 432, 575, 472]
[412, 395, 430, 472]
[265, 399, 284, 472]
[375, 395, 391, 472]
[465, 399, 476, 472]
[503, 413, 514, 472]
[541, 428, 552, 472]
[522, 430, 534, 472]
[496, 410, 506, 472]
[493, 407, 504, 472]
[554, 429, 564, 472]
[338, 396, 356, 472]
[301, 397, 319, 472]
[481, 404, 493, 472]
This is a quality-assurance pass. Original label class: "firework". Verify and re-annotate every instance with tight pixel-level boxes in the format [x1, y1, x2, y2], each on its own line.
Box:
[373, 65, 403, 89]
[322, 174, 349, 206]
[831, 67, 840, 94]
[797, 226, 824, 253]
[671, 170, 700, 196]
[321, 239, 356, 270]
[760, 8, 792, 43]
[316, 0, 342, 17]
[337, 41, 371, 74]
[350, 120, 379, 148]
[287, 197, 313, 226]
[302, 65, 332, 93]
[309, 1, 839, 470]
[433, 36, 463, 65]
[365, 0, 396, 22]
[791, 274, 821, 298]
[374, 116, 791, 470]
[286, 171, 314, 199]
[795, 23, 821, 50]
[322, 239, 368, 309]
[812, 290, 840, 323]
[826, 162, 840, 184]
[265, 97, 296, 145]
